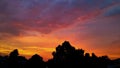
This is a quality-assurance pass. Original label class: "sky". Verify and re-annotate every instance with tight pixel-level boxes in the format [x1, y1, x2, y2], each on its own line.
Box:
[0, 0, 120, 61]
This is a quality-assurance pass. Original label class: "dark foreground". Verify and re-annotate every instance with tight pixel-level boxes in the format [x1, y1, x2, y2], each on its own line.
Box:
[0, 41, 120, 68]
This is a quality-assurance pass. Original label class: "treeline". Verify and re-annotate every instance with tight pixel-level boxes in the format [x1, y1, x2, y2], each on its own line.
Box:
[0, 41, 119, 68]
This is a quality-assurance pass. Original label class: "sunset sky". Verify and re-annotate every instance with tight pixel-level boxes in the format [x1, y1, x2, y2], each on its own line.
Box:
[0, 0, 120, 61]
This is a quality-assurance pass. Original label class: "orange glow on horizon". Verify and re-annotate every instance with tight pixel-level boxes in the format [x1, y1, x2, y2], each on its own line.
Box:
[0, 38, 120, 61]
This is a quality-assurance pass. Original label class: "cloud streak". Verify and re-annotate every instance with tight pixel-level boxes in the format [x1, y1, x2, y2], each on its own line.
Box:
[0, 0, 119, 36]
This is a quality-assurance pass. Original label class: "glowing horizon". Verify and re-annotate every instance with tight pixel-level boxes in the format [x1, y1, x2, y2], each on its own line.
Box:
[0, 0, 120, 61]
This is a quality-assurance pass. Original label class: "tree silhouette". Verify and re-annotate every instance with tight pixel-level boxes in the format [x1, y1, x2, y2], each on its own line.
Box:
[0, 41, 119, 68]
[26, 54, 46, 68]
[9, 49, 19, 58]
[8, 49, 27, 68]
[47, 41, 112, 68]
[0, 55, 9, 68]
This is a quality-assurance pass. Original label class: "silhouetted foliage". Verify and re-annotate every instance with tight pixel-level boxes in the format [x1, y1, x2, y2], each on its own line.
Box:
[26, 54, 46, 68]
[9, 49, 19, 58]
[47, 41, 112, 68]
[0, 41, 119, 68]
[8, 49, 27, 68]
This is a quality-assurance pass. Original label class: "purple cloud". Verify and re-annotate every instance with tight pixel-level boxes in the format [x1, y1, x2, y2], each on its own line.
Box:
[104, 4, 120, 16]
[0, 0, 119, 37]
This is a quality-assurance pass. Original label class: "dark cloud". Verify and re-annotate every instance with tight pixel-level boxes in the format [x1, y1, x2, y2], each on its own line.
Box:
[0, 0, 119, 37]
[104, 5, 120, 16]
[0, 23, 20, 35]
[74, 13, 120, 49]
[111, 39, 120, 46]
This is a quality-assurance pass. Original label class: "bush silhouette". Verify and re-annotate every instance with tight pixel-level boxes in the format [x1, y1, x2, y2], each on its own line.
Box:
[26, 54, 46, 68]
[8, 49, 27, 68]
[0, 41, 119, 68]
[9, 49, 19, 58]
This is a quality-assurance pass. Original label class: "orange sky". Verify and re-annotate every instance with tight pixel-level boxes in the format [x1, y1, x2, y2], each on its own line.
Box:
[0, 0, 120, 61]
